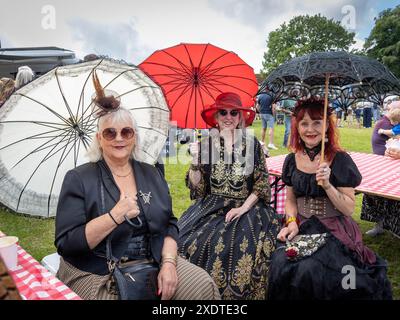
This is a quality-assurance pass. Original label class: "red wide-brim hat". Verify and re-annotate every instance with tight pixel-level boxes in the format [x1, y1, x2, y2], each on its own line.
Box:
[201, 92, 256, 128]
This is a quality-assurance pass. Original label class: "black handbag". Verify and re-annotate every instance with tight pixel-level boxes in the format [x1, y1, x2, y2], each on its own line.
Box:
[106, 238, 160, 300]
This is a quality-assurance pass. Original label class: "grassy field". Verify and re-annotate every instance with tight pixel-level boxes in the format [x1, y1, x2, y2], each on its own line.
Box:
[1, 119, 399, 298]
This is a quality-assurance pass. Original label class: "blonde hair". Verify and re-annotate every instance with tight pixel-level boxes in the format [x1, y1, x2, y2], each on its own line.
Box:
[388, 108, 400, 123]
[85, 108, 140, 162]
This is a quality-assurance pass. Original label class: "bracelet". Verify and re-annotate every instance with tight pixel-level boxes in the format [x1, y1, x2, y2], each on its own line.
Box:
[162, 254, 178, 262]
[162, 258, 177, 267]
[108, 212, 120, 226]
[285, 216, 297, 226]
[162, 259, 177, 267]
[162, 255, 177, 266]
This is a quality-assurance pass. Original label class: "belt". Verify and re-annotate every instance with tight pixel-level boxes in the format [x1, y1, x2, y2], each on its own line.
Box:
[297, 196, 342, 219]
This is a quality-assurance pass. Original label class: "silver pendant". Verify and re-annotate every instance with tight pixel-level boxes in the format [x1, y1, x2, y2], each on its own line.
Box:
[139, 190, 152, 205]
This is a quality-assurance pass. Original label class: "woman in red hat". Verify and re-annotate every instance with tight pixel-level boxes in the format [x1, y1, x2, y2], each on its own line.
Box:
[178, 92, 280, 300]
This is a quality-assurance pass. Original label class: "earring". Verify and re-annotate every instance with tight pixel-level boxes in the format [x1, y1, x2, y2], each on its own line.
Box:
[325, 137, 328, 143]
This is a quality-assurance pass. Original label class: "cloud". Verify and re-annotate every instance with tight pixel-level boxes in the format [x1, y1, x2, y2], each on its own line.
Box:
[68, 18, 149, 64]
[1, 0, 397, 72]
[207, 0, 292, 29]
[207, 0, 378, 37]
[352, 35, 366, 51]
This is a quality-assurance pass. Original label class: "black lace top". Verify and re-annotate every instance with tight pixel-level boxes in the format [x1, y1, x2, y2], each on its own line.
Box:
[282, 152, 362, 197]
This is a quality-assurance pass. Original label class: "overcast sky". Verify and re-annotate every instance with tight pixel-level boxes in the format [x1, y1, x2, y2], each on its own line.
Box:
[0, 0, 399, 72]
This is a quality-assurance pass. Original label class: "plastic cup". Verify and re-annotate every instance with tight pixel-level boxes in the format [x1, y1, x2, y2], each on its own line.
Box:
[0, 236, 19, 271]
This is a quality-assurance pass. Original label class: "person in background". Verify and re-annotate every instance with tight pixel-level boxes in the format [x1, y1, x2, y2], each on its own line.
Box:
[377, 108, 400, 138]
[362, 101, 400, 237]
[363, 101, 373, 128]
[346, 107, 354, 127]
[372, 103, 380, 123]
[14, 66, 35, 90]
[280, 99, 296, 147]
[0, 78, 16, 107]
[256, 90, 278, 150]
[333, 100, 343, 127]
[355, 105, 363, 128]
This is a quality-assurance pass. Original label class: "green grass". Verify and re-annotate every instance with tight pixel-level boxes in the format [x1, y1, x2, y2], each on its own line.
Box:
[1, 119, 399, 299]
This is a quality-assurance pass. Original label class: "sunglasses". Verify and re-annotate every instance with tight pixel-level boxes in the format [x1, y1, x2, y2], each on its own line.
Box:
[102, 127, 135, 141]
[218, 109, 240, 117]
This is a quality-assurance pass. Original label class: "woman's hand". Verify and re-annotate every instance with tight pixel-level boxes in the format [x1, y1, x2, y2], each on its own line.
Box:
[157, 262, 178, 300]
[225, 206, 249, 223]
[385, 147, 400, 159]
[277, 222, 299, 242]
[316, 162, 332, 190]
[189, 142, 199, 163]
[110, 192, 139, 224]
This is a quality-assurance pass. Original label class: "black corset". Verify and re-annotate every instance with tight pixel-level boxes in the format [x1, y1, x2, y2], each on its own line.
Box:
[120, 234, 150, 262]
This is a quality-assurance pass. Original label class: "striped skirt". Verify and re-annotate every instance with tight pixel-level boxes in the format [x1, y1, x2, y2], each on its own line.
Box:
[57, 256, 221, 300]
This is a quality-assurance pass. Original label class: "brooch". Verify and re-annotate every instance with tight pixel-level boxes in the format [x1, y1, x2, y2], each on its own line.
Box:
[139, 190, 152, 205]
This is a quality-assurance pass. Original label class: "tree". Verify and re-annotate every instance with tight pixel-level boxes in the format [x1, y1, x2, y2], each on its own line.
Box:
[364, 5, 400, 78]
[261, 14, 355, 76]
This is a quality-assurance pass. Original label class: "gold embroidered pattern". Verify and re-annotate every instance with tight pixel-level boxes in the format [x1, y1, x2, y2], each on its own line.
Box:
[215, 237, 225, 255]
[210, 257, 227, 289]
[239, 237, 249, 253]
[231, 160, 244, 185]
[263, 239, 274, 256]
[187, 241, 197, 256]
[232, 253, 253, 292]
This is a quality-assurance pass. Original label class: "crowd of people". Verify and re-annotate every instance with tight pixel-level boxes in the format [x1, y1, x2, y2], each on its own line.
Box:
[254, 90, 399, 151]
[0, 65, 35, 107]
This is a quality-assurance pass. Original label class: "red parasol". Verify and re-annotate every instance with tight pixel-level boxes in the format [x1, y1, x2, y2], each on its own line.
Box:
[139, 43, 258, 128]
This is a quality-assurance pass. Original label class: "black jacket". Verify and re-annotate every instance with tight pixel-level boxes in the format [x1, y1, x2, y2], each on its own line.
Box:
[55, 159, 178, 275]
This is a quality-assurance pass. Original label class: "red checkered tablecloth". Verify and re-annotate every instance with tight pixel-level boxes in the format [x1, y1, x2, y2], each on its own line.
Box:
[349, 152, 400, 200]
[0, 232, 81, 300]
[266, 152, 400, 203]
[268, 175, 286, 215]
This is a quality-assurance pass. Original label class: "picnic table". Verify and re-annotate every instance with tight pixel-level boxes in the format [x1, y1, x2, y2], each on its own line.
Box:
[0, 231, 80, 300]
[266, 152, 400, 214]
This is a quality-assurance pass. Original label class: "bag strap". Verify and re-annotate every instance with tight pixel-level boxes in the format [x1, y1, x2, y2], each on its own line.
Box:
[98, 162, 144, 272]
[99, 179, 119, 273]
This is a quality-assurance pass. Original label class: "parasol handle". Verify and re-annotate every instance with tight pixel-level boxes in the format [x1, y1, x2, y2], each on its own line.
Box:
[318, 74, 330, 186]
[190, 129, 202, 163]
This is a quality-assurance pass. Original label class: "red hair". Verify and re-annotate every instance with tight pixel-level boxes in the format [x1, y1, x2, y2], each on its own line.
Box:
[289, 98, 343, 162]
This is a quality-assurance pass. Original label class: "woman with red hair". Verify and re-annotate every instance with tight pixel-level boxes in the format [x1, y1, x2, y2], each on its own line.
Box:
[268, 98, 392, 300]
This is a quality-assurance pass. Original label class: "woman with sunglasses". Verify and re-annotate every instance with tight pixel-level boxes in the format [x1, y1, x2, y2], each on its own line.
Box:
[178, 92, 280, 299]
[54, 73, 220, 300]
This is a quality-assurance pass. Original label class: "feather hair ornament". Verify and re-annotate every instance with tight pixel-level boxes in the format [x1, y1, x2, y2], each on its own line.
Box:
[92, 70, 121, 117]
